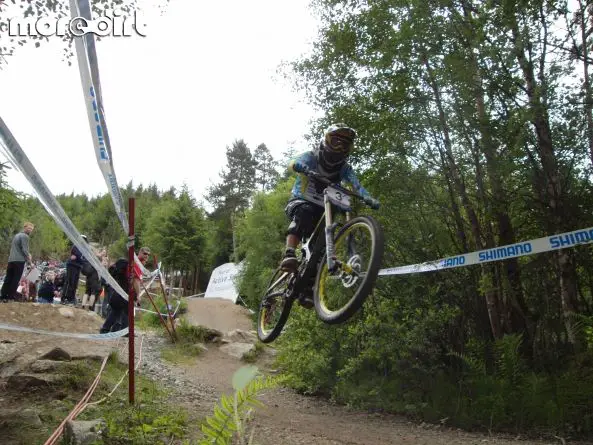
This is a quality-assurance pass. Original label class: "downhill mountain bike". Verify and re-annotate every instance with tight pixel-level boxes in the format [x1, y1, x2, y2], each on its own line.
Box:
[257, 170, 384, 343]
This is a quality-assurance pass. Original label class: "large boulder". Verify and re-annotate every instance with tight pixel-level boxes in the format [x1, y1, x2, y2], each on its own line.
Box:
[63, 419, 106, 445]
[223, 329, 257, 344]
[220, 342, 256, 360]
[40, 347, 71, 361]
[0, 407, 42, 428]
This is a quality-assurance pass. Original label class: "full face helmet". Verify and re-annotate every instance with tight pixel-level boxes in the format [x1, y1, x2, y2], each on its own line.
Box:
[315, 123, 357, 171]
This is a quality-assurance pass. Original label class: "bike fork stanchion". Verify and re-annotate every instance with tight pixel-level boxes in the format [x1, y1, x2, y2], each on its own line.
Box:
[323, 192, 340, 273]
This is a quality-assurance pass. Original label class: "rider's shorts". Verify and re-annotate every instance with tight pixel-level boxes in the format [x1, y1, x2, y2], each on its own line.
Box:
[285, 199, 324, 239]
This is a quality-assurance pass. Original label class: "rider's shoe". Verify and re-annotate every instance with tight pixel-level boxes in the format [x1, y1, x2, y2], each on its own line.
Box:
[298, 287, 314, 310]
[280, 248, 298, 272]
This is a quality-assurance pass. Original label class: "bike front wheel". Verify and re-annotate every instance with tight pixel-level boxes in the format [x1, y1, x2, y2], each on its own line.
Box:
[314, 215, 384, 324]
[257, 268, 294, 343]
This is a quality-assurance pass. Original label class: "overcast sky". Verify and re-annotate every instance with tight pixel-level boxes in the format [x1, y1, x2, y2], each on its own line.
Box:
[0, 0, 321, 206]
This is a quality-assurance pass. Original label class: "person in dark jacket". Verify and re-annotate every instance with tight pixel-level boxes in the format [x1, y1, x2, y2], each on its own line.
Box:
[1, 222, 34, 302]
[38, 271, 59, 304]
[100, 258, 130, 334]
[61, 235, 87, 305]
[80, 236, 102, 311]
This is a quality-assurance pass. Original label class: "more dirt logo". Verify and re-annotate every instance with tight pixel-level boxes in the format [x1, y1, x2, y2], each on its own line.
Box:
[6, 9, 147, 38]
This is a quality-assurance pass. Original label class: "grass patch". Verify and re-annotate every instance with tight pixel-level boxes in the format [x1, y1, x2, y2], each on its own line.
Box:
[176, 318, 221, 343]
[1, 353, 190, 445]
[160, 342, 205, 365]
[77, 353, 189, 444]
[152, 317, 220, 365]
[135, 291, 186, 332]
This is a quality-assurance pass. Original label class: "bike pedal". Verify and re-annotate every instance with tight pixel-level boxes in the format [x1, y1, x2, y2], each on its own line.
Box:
[298, 297, 314, 310]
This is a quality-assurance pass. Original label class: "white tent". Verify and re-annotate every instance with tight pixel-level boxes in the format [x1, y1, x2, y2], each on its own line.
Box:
[204, 261, 244, 302]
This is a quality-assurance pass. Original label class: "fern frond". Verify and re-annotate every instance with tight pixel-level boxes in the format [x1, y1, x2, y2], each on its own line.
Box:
[199, 371, 281, 445]
[493, 334, 525, 386]
[447, 350, 487, 375]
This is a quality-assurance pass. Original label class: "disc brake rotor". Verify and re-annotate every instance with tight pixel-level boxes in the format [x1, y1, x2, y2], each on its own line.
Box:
[340, 254, 362, 288]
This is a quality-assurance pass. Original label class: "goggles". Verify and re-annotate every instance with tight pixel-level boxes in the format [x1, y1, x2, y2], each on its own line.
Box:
[326, 134, 353, 154]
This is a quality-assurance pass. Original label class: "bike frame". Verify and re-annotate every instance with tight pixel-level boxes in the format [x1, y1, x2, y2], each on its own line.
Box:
[297, 183, 360, 293]
[265, 180, 364, 298]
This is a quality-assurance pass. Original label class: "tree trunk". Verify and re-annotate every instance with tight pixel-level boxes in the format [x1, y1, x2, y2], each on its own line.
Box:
[193, 265, 199, 294]
[423, 55, 503, 339]
[454, 0, 533, 341]
[577, 0, 593, 167]
[508, 11, 580, 346]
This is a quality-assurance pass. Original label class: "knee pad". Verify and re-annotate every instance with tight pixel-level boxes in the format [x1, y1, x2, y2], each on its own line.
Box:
[289, 203, 322, 240]
[286, 220, 300, 237]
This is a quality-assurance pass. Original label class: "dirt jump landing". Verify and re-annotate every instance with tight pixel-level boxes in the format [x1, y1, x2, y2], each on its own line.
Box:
[184, 297, 253, 333]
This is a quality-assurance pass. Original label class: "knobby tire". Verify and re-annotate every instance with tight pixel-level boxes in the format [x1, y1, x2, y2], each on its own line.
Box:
[313, 215, 384, 324]
[257, 269, 294, 343]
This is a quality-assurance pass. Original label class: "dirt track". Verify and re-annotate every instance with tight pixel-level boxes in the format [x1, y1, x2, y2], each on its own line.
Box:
[169, 345, 568, 445]
[164, 298, 576, 445]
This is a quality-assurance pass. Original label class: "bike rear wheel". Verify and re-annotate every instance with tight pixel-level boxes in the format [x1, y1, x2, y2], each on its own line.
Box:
[314, 215, 384, 324]
[257, 268, 294, 343]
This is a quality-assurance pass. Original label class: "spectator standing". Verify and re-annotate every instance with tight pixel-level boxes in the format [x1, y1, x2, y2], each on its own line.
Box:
[0, 222, 34, 302]
[100, 247, 150, 334]
[99, 258, 130, 333]
[61, 235, 87, 305]
[81, 240, 104, 311]
[133, 247, 150, 304]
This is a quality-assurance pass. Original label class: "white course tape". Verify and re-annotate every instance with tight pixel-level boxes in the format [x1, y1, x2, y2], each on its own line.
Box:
[172, 302, 182, 317]
[0, 117, 130, 302]
[136, 273, 158, 301]
[69, 0, 150, 278]
[378, 226, 593, 276]
[0, 322, 128, 340]
[136, 301, 181, 317]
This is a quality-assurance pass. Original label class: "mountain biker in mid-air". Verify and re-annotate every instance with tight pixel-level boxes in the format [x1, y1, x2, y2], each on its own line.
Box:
[280, 123, 380, 308]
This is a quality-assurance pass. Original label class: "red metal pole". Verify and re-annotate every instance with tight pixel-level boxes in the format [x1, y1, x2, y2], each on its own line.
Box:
[128, 197, 135, 405]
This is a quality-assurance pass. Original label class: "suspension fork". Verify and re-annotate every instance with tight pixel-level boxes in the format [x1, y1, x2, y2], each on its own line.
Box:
[324, 193, 340, 273]
[345, 211, 356, 258]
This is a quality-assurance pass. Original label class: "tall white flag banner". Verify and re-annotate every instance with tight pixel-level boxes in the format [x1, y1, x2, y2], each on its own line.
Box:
[69, 0, 149, 277]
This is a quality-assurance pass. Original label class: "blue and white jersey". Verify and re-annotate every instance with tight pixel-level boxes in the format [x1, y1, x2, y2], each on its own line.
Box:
[288, 151, 372, 205]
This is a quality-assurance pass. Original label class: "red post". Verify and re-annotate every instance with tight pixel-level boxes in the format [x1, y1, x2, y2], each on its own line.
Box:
[128, 197, 135, 405]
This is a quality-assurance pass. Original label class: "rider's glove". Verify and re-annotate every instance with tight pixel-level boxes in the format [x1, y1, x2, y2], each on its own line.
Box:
[292, 161, 308, 174]
[365, 197, 380, 210]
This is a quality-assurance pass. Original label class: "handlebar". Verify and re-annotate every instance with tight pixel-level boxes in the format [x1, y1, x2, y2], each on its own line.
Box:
[304, 169, 377, 207]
